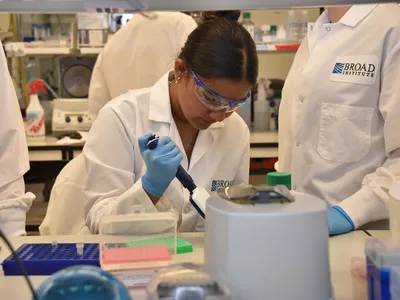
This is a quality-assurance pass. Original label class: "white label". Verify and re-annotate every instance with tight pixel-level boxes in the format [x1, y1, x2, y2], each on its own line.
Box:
[88, 30, 104, 45]
[329, 55, 379, 85]
[26, 113, 45, 137]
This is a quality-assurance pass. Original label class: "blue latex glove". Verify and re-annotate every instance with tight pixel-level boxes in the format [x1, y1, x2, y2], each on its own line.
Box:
[138, 133, 183, 198]
[328, 206, 355, 236]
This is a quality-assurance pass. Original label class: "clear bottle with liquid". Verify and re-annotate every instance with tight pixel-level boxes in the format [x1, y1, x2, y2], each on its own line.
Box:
[299, 10, 309, 41]
[287, 10, 299, 42]
[241, 12, 255, 40]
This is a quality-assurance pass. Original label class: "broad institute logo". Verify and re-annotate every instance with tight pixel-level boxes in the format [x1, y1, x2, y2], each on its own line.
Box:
[332, 62, 376, 77]
[211, 180, 234, 192]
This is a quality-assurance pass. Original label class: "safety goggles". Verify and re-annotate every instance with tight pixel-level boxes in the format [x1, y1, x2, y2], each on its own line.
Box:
[188, 67, 251, 112]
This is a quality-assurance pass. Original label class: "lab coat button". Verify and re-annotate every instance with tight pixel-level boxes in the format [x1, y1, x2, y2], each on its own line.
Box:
[326, 27, 331, 32]
[300, 97, 304, 103]
[293, 186, 297, 190]
[296, 142, 300, 147]
[310, 25, 313, 30]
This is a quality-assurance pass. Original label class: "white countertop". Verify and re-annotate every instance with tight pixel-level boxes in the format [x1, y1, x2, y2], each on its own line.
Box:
[28, 132, 279, 160]
[249, 131, 278, 144]
[27, 136, 84, 148]
[28, 132, 279, 148]
[0, 231, 370, 299]
[365, 230, 391, 238]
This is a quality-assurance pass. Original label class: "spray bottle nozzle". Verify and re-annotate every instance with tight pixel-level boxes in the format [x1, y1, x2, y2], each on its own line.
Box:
[28, 80, 48, 96]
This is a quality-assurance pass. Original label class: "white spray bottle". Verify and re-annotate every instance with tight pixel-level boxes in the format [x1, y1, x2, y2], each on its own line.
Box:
[26, 79, 47, 139]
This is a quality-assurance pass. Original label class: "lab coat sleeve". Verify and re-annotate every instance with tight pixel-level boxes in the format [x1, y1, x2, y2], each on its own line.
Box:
[0, 41, 35, 236]
[338, 31, 400, 228]
[88, 52, 112, 119]
[233, 128, 250, 185]
[83, 106, 173, 234]
[0, 177, 35, 236]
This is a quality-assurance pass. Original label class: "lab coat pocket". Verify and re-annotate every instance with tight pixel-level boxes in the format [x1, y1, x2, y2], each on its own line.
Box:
[317, 103, 374, 163]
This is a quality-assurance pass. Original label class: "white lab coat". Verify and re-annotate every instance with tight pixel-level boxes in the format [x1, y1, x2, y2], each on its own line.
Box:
[0, 41, 35, 236]
[278, 4, 400, 228]
[39, 154, 91, 235]
[83, 71, 250, 234]
[88, 12, 197, 118]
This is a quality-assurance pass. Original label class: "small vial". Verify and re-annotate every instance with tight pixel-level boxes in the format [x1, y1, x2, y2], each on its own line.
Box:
[52, 240, 58, 248]
[76, 243, 84, 256]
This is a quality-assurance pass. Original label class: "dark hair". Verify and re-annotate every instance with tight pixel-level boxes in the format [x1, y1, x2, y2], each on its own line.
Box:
[179, 17, 259, 85]
[201, 10, 241, 22]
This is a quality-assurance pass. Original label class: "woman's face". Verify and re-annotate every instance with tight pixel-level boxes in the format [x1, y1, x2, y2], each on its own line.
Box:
[175, 64, 252, 130]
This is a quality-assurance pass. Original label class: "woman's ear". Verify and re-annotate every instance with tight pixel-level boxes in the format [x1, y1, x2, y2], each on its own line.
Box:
[174, 59, 189, 80]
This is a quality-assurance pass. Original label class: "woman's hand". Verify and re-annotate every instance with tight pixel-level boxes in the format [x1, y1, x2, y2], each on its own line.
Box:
[138, 133, 183, 198]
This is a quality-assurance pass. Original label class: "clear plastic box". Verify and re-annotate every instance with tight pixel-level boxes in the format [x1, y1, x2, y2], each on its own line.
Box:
[351, 257, 368, 300]
[365, 237, 400, 300]
[99, 210, 178, 274]
[391, 267, 400, 300]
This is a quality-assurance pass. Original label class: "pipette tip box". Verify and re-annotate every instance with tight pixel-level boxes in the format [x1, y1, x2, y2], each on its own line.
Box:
[2, 243, 100, 276]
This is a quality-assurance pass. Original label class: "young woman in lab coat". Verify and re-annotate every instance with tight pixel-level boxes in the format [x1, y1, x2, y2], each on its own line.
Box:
[83, 11, 258, 233]
[278, 4, 400, 236]
[0, 41, 35, 236]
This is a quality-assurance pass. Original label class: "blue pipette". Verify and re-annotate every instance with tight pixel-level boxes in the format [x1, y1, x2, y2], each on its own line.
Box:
[146, 134, 208, 218]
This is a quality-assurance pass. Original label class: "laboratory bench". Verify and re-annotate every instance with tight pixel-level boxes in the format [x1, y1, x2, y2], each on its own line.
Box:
[25, 132, 279, 185]
[0, 230, 378, 299]
[27, 132, 278, 162]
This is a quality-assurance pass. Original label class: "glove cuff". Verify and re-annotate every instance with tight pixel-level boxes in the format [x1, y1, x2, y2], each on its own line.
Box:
[332, 206, 355, 231]
[141, 174, 167, 198]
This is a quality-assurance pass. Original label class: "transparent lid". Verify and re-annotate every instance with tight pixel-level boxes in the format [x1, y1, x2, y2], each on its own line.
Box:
[391, 267, 400, 298]
[99, 209, 178, 272]
[365, 237, 400, 267]
[146, 263, 231, 300]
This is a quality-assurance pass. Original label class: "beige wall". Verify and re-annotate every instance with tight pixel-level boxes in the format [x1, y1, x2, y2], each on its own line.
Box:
[244, 9, 321, 80]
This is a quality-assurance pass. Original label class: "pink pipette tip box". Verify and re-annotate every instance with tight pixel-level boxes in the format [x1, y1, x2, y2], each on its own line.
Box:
[102, 244, 172, 265]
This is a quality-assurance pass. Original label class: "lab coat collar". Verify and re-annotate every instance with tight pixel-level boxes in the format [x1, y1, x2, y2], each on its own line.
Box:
[148, 72, 173, 123]
[338, 4, 378, 27]
[148, 71, 224, 129]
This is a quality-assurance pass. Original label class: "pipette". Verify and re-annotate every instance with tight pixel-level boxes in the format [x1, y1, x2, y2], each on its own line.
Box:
[146, 134, 209, 218]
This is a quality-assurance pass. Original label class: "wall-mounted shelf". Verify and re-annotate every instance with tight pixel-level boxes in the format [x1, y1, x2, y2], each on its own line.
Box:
[0, 0, 393, 13]
[6, 41, 297, 57]
[256, 43, 300, 53]
[5, 42, 103, 57]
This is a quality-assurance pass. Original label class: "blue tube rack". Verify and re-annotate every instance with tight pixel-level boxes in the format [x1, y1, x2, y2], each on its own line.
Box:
[2, 243, 100, 276]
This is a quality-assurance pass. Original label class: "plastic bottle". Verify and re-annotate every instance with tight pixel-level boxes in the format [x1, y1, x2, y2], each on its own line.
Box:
[254, 79, 270, 131]
[241, 12, 255, 40]
[269, 25, 277, 42]
[299, 10, 309, 41]
[287, 10, 299, 42]
[267, 172, 292, 190]
[26, 80, 47, 139]
[277, 25, 287, 42]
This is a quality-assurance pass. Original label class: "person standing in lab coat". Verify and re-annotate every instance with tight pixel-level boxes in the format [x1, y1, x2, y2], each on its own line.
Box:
[0, 41, 35, 236]
[88, 11, 198, 119]
[83, 11, 258, 233]
[278, 4, 400, 236]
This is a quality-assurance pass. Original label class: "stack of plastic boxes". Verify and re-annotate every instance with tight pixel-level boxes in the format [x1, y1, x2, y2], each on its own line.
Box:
[365, 238, 400, 299]
[99, 211, 178, 288]
[391, 268, 400, 300]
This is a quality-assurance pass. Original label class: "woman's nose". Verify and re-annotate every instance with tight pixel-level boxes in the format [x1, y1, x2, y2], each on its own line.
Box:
[210, 110, 226, 122]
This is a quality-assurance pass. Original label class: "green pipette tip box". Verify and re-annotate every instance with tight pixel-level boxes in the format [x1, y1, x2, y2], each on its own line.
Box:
[126, 236, 193, 255]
